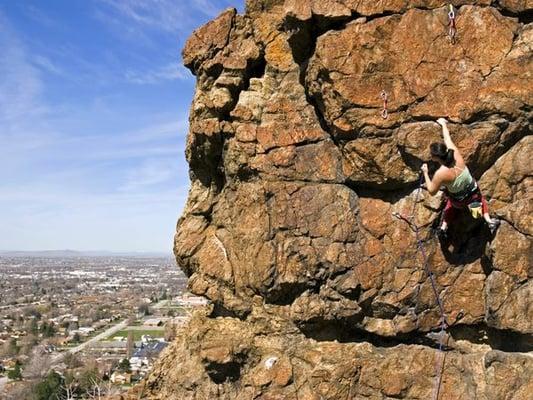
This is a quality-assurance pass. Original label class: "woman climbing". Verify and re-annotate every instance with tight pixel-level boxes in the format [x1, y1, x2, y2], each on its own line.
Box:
[421, 118, 500, 239]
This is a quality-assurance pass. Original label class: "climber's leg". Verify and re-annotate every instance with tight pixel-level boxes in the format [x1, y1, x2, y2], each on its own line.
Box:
[442, 198, 458, 228]
[438, 198, 457, 239]
[473, 191, 494, 222]
[480, 195, 491, 223]
[478, 193, 500, 233]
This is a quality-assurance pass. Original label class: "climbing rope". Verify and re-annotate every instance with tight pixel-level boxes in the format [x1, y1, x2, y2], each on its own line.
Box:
[393, 176, 448, 400]
[409, 177, 447, 321]
[380, 90, 389, 119]
[448, 5, 457, 44]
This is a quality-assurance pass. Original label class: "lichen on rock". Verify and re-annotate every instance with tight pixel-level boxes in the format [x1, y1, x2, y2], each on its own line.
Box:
[132, 1, 532, 399]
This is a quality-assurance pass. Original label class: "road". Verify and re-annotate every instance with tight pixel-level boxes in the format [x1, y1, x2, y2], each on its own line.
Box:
[51, 319, 128, 363]
[127, 325, 164, 331]
[68, 320, 128, 354]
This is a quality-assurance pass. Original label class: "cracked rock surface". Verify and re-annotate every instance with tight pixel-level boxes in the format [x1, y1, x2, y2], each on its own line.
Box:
[131, 1, 532, 399]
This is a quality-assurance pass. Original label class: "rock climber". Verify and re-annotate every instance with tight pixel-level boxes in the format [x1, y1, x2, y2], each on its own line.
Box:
[421, 118, 500, 240]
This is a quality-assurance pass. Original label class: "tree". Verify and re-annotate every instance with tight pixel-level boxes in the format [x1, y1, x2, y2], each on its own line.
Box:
[31, 370, 65, 400]
[117, 358, 131, 373]
[24, 307, 41, 320]
[23, 347, 52, 379]
[90, 306, 110, 323]
[19, 334, 39, 356]
[7, 338, 19, 357]
[7, 362, 22, 381]
[68, 320, 79, 332]
[64, 353, 82, 369]
[77, 366, 103, 397]
[138, 303, 151, 316]
[40, 322, 56, 338]
[166, 309, 176, 317]
[29, 318, 39, 335]
[72, 332, 81, 343]
[64, 380, 76, 400]
[0, 339, 18, 358]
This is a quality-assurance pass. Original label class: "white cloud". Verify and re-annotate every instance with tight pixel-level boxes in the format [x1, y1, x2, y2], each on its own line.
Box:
[0, 12, 46, 126]
[120, 158, 181, 191]
[58, 118, 189, 161]
[32, 55, 64, 76]
[0, 116, 189, 173]
[125, 62, 191, 84]
[92, 7, 156, 47]
[0, 186, 189, 252]
[0, 138, 190, 251]
[91, 0, 241, 88]
[127, 119, 189, 141]
[0, 116, 190, 204]
[98, 0, 234, 34]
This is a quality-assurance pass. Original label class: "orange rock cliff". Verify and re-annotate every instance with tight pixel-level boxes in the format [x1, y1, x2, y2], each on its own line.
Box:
[134, 1, 532, 399]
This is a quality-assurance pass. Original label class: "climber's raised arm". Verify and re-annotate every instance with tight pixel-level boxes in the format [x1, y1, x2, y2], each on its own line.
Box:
[437, 118, 456, 151]
[437, 117, 466, 167]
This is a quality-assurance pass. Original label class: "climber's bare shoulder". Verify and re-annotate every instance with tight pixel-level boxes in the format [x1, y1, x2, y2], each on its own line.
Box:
[435, 166, 455, 186]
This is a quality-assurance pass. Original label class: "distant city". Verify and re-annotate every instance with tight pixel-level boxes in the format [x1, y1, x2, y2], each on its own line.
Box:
[0, 254, 206, 399]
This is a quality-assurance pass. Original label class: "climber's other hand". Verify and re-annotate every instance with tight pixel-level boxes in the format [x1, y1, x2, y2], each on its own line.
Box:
[421, 163, 429, 174]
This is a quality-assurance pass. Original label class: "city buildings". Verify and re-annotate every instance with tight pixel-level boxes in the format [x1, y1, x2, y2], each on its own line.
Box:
[0, 254, 206, 398]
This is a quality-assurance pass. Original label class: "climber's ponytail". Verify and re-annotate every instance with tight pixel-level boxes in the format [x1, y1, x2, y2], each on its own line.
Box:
[444, 148, 455, 167]
[430, 142, 455, 167]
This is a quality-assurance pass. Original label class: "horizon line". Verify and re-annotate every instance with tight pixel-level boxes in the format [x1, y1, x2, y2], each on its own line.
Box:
[0, 249, 174, 256]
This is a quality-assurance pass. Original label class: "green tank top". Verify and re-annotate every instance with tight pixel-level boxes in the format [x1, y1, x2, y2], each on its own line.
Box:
[444, 166, 474, 194]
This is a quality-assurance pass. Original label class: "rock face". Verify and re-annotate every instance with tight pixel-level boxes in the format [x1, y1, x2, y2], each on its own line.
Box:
[139, 1, 532, 399]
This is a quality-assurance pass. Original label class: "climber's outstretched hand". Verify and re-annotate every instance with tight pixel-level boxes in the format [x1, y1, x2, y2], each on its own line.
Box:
[437, 118, 448, 126]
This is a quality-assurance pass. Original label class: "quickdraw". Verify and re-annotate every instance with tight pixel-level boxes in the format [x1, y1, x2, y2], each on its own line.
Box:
[448, 5, 457, 44]
[380, 90, 388, 119]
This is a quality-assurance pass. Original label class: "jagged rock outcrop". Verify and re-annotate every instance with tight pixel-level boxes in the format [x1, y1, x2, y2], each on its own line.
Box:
[134, 1, 532, 399]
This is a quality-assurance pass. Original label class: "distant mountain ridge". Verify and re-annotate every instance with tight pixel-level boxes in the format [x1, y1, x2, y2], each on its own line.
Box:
[0, 250, 171, 258]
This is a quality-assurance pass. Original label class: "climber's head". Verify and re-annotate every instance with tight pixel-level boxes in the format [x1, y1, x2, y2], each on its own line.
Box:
[430, 142, 455, 167]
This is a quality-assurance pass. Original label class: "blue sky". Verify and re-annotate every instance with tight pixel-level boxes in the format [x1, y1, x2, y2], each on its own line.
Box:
[0, 0, 244, 253]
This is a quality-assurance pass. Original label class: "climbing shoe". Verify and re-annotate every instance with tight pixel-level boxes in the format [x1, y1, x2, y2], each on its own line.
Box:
[488, 219, 501, 235]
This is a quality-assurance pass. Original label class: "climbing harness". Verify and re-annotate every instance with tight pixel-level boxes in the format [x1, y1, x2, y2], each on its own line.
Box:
[393, 176, 448, 400]
[448, 5, 457, 44]
[380, 90, 389, 119]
